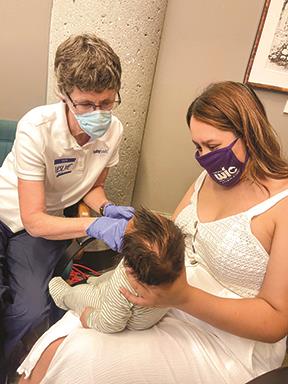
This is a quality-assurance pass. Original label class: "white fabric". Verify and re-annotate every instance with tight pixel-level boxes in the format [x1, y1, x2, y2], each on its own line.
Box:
[0, 102, 123, 232]
[18, 311, 82, 379]
[18, 171, 287, 383]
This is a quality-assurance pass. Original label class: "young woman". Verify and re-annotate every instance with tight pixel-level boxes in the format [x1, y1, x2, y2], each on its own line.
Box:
[19, 82, 288, 384]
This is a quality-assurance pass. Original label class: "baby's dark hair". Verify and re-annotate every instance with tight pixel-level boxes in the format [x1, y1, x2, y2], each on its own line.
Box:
[121, 207, 185, 286]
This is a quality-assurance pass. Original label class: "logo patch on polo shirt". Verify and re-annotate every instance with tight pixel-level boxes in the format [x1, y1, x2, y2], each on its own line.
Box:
[93, 148, 109, 155]
[54, 158, 76, 177]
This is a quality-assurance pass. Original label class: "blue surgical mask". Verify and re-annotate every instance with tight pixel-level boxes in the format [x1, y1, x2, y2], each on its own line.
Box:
[74, 110, 112, 140]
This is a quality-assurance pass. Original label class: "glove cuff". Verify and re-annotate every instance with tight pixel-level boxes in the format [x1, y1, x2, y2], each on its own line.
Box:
[99, 201, 113, 216]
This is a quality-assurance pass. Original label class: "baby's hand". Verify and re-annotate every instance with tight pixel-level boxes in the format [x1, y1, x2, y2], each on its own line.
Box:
[80, 306, 94, 328]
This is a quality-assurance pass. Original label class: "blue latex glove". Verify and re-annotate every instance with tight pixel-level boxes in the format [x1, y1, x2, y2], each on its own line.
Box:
[86, 216, 129, 252]
[103, 203, 135, 220]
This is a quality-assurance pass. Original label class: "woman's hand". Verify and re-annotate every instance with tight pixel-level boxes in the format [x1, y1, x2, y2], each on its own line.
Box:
[120, 268, 189, 308]
[86, 216, 129, 251]
[103, 203, 135, 220]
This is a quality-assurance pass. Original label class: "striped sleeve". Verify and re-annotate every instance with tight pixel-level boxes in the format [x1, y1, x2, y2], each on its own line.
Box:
[86, 261, 134, 333]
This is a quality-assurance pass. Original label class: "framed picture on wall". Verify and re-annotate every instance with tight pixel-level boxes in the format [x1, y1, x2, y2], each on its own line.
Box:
[244, 0, 288, 93]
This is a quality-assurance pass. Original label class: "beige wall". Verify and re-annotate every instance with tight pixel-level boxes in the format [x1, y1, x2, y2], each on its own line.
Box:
[1, 1, 288, 215]
[132, 0, 288, 215]
[0, 1, 52, 120]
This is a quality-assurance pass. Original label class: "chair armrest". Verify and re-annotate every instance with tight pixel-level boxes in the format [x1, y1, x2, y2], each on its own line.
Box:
[78, 201, 92, 217]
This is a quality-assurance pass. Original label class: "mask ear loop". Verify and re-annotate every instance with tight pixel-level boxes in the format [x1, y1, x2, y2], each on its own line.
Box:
[232, 137, 249, 165]
[242, 148, 249, 165]
[229, 137, 240, 148]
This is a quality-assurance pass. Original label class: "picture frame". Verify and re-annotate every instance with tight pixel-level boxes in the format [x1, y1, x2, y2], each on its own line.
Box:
[244, 0, 288, 93]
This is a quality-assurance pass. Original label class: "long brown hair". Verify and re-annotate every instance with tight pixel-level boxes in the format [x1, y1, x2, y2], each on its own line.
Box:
[186, 81, 288, 183]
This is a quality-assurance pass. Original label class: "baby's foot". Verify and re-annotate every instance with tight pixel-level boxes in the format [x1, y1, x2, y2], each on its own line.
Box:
[49, 277, 71, 310]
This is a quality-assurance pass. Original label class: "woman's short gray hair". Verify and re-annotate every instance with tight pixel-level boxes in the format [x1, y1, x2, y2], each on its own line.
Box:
[54, 33, 122, 95]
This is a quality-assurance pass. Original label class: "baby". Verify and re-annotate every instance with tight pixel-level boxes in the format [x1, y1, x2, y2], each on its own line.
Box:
[49, 207, 185, 333]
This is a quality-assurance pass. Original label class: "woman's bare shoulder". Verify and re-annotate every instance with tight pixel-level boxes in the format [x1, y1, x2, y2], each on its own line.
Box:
[268, 178, 288, 221]
[268, 177, 288, 193]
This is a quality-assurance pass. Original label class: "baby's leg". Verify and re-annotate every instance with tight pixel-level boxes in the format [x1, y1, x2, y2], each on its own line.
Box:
[50, 272, 112, 315]
[61, 283, 101, 315]
[49, 277, 71, 310]
[49, 277, 96, 314]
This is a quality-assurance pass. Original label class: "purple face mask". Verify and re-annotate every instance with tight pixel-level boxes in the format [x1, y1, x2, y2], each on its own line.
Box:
[195, 138, 248, 187]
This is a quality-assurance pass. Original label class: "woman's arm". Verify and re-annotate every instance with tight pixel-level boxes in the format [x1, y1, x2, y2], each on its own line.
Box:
[83, 167, 135, 221]
[82, 167, 110, 213]
[18, 178, 95, 239]
[122, 263, 288, 343]
[18, 165, 114, 239]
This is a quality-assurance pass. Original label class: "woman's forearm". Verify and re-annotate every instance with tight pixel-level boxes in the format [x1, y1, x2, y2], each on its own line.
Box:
[83, 169, 110, 213]
[83, 185, 109, 214]
[24, 211, 95, 240]
[177, 285, 288, 343]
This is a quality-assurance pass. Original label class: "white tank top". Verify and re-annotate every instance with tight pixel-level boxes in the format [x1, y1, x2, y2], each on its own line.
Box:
[175, 171, 288, 297]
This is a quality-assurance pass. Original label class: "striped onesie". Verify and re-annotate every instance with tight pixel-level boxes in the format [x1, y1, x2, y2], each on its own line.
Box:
[49, 259, 168, 333]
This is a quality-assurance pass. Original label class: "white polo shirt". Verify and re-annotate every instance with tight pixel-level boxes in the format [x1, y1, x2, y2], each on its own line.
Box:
[0, 102, 123, 233]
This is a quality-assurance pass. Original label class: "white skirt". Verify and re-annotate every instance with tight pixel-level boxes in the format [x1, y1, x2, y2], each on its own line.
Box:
[18, 265, 286, 384]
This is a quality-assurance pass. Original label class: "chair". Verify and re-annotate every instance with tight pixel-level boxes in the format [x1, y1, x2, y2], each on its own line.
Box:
[246, 367, 288, 383]
[0, 119, 17, 165]
[57, 201, 120, 279]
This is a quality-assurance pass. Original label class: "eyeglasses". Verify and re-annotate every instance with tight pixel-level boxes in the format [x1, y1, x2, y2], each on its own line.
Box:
[67, 92, 121, 114]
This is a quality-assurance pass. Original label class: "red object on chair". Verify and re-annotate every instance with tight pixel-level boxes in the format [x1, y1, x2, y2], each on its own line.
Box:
[68, 263, 101, 285]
